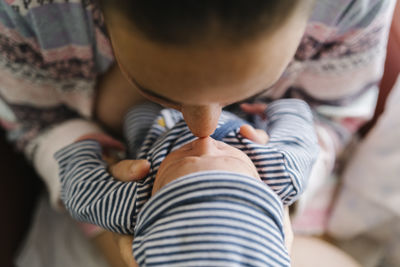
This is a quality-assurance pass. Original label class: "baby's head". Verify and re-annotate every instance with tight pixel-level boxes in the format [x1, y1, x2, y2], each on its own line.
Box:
[132, 137, 289, 266]
[152, 136, 260, 195]
[101, 0, 316, 137]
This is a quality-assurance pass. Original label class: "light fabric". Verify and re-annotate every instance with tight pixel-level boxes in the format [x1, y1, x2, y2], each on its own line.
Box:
[328, 75, 400, 266]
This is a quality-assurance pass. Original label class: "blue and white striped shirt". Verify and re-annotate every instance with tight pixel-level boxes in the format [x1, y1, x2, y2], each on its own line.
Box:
[55, 99, 318, 266]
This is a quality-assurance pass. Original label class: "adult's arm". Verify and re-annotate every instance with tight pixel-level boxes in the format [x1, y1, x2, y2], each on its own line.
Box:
[261, 0, 398, 184]
[259, 0, 398, 207]
[0, 1, 116, 207]
[0, 1, 148, 209]
[304, 0, 397, 151]
[290, 0, 397, 127]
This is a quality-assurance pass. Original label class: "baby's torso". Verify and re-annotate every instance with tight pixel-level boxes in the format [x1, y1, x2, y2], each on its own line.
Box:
[131, 109, 248, 212]
[126, 104, 303, 215]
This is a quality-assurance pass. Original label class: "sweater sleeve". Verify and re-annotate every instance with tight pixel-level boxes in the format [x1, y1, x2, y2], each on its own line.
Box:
[234, 99, 319, 205]
[55, 140, 140, 235]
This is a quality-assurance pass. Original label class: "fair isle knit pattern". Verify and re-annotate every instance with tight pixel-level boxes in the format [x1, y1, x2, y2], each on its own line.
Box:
[0, 0, 113, 150]
[55, 99, 318, 266]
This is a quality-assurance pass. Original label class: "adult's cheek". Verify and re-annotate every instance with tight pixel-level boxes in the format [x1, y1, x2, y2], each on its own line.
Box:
[113, 233, 139, 267]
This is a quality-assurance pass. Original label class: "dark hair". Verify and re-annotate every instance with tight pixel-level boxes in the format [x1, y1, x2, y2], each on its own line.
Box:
[101, 0, 314, 45]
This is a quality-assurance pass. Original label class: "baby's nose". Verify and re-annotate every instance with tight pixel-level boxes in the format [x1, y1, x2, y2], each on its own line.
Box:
[191, 137, 218, 156]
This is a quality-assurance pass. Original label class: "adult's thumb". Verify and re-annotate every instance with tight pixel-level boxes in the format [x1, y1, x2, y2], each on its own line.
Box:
[109, 159, 150, 182]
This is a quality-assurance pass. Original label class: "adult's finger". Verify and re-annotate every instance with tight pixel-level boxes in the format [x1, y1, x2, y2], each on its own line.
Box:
[283, 206, 294, 253]
[240, 124, 269, 145]
[109, 159, 150, 182]
[113, 233, 138, 267]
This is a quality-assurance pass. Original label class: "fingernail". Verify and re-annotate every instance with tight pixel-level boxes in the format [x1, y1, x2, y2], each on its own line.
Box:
[247, 125, 256, 133]
[130, 161, 150, 173]
[140, 160, 150, 169]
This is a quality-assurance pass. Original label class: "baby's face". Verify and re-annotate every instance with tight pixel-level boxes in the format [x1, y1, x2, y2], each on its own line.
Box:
[152, 137, 260, 195]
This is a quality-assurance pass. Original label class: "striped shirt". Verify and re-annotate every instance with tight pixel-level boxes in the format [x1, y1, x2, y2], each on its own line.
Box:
[55, 99, 318, 266]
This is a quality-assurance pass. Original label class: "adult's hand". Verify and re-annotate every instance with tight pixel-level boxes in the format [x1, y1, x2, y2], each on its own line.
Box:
[113, 234, 138, 267]
[239, 102, 269, 144]
[239, 124, 269, 144]
[283, 206, 294, 253]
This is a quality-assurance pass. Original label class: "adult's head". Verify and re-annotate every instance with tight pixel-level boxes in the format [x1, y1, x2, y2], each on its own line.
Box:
[100, 0, 315, 136]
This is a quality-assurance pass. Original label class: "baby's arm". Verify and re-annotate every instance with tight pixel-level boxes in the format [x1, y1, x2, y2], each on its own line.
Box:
[234, 99, 319, 205]
[55, 140, 142, 235]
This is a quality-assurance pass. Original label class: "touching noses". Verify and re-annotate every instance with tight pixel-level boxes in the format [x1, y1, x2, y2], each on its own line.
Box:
[181, 104, 222, 137]
[190, 137, 219, 156]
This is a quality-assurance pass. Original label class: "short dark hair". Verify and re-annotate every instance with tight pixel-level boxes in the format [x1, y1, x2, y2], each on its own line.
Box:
[101, 0, 314, 45]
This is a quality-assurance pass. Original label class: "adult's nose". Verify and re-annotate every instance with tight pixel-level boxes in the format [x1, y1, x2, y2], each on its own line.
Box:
[181, 104, 222, 137]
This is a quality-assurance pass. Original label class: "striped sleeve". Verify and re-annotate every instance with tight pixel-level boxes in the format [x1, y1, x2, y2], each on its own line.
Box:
[123, 102, 163, 158]
[263, 99, 319, 204]
[54, 140, 140, 234]
[227, 99, 319, 205]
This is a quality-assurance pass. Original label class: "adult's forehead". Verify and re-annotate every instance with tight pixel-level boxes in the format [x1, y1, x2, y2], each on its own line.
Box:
[108, 13, 306, 104]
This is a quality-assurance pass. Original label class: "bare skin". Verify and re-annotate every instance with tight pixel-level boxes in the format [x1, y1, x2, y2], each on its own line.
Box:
[152, 136, 262, 195]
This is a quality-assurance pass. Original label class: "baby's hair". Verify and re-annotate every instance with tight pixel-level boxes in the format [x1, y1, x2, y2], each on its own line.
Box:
[100, 0, 315, 45]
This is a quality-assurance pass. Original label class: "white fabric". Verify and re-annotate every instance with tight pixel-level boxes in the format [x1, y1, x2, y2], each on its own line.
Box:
[25, 119, 103, 209]
[328, 75, 400, 265]
[15, 194, 108, 267]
